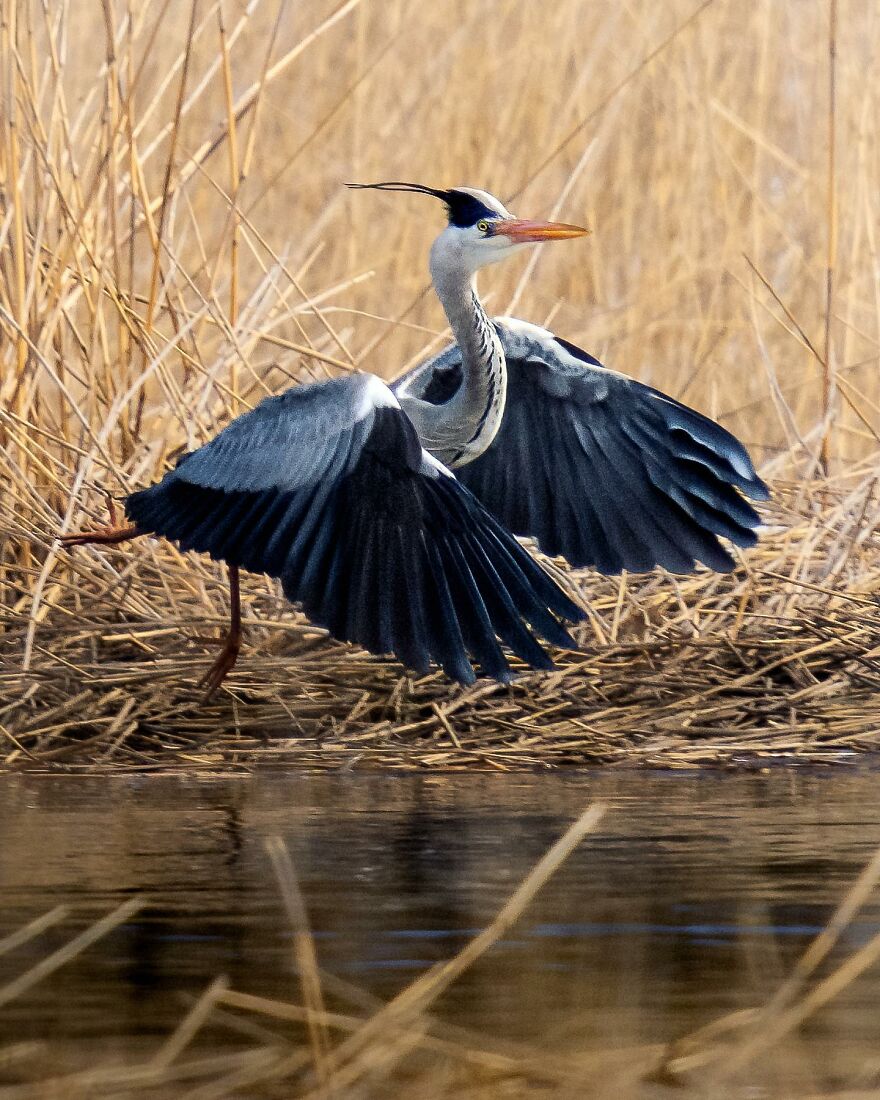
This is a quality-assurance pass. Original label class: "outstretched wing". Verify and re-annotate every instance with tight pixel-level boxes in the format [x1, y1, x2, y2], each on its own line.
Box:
[406, 319, 769, 575]
[126, 372, 584, 684]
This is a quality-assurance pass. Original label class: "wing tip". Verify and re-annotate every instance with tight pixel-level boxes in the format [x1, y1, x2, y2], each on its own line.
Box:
[746, 476, 771, 502]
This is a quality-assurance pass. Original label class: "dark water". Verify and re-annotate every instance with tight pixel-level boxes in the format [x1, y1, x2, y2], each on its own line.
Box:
[2, 769, 880, 1091]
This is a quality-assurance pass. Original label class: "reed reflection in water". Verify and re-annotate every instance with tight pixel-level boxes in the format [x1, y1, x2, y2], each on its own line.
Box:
[1, 769, 880, 1095]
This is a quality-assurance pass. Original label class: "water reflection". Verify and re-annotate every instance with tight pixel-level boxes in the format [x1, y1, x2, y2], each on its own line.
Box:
[1, 769, 880, 1088]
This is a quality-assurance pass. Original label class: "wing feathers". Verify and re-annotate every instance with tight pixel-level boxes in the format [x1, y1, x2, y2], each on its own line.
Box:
[422, 539, 476, 683]
[591, 443, 697, 573]
[460, 532, 555, 671]
[393, 525, 432, 674]
[649, 393, 770, 499]
[454, 324, 768, 575]
[125, 373, 583, 685]
[440, 536, 511, 681]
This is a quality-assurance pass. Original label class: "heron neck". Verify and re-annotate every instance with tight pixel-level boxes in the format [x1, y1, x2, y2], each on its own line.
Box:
[431, 265, 507, 463]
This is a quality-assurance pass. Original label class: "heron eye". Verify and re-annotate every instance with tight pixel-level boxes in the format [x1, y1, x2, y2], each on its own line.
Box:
[476, 219, 490, 234]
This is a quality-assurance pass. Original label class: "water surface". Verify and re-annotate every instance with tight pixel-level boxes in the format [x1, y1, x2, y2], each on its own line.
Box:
[1, 769, 879, 1092]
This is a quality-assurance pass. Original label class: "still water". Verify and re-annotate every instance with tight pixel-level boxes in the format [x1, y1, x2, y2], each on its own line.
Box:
[1, 769, 880, 1093]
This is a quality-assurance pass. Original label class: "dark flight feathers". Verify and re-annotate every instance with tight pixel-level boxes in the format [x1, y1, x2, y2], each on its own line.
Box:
[126, 374, 584, 684]
[417, 324, 769, 574]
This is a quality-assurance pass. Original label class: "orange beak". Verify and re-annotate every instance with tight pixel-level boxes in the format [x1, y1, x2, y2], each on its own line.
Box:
[492, 218, 590, 242]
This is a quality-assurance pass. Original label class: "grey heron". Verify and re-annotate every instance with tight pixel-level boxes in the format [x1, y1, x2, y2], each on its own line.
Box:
[60, 182, 767, 696]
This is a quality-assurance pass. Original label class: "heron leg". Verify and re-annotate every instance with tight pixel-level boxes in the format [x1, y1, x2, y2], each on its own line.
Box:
[58, 523, 143, 549]
[198, 564, 242, 701]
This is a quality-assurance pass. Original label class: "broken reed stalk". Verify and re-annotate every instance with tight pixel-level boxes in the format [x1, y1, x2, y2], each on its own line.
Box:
[820, 0, 838, 475]
[150, 975, 230, 1071]
[266, 835, 334, 1089]
[0, 897, 144, 1011]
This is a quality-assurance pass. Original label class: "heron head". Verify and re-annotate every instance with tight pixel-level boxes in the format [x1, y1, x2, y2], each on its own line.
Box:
[346, 181, 589, 275]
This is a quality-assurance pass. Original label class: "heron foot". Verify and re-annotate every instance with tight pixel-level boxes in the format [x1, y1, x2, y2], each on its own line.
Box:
[198, 632, 242, 702]
[58, 523, 142, 549]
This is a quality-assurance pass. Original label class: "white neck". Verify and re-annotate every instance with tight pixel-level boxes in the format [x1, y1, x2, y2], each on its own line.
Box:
[429, 244, 507, 466]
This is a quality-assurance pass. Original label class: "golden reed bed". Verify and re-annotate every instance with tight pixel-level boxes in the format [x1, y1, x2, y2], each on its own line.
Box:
[1, 0, 879, 769]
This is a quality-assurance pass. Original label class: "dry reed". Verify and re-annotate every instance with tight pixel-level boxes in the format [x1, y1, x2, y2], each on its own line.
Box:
[1, 0, 880, 769]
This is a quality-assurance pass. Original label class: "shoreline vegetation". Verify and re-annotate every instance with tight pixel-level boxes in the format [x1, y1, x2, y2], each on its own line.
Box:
[4, 473, 879, 770]
[2, 2, 880, 769]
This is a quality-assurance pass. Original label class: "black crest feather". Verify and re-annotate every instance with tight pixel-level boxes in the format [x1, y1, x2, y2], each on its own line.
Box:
[346, 181, 498, 229]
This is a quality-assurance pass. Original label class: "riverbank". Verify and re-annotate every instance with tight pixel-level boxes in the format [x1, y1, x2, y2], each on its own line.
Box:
[4, 473, 878, 771]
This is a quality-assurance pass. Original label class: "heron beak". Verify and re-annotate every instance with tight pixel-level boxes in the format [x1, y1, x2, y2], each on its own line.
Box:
[492, 219, 590, 243]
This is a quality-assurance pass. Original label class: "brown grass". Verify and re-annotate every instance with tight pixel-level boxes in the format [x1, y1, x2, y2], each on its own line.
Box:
[1, 0, 880, 768]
